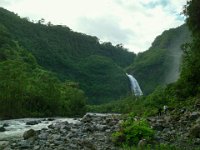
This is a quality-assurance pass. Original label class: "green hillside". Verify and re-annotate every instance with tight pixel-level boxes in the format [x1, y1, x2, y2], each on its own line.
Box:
[0, 7, 135, 104]
[126, 24, 191, 95]
[0, 24, 87, 118]
[0, 7, 192, 105]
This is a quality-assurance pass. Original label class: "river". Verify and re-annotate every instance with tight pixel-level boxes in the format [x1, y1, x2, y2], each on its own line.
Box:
[0, 117, 79, 141]
[0, 113, 119, 141]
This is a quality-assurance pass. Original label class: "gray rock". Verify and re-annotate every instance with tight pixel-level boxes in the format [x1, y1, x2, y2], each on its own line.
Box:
[96, 124, 108, 131]
[3, 123, 9, 127]
[81, 114, 92, 123]
[138, 139, 147, 149]
[51, 134, 61, 140]
[47, 118, 55, 121]
[79, 140, 96, 150]
[190, 112, 200, 121]
[54, 140, 63, 146]
[5, 114, 121, 150]
[0, 126, 6, 132]
[38, 132, 49, 140]
[190, 125, 200, 138]
[33, 145, 40, 150]
[26, 120, 41, 125]
[163, 128, 170, 132]
[18, 140, 31, 149]
[0, 141, 9, 149]
[48, 124, 54, 129]
[23, 129, 36, 140]
[152, 124, 165, 131]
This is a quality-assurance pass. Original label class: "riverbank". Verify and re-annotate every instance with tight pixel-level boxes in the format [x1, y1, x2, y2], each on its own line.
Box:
[0, 117, 79, 141]
[148, 109, 200, 149]
[0, 113, 121, 150]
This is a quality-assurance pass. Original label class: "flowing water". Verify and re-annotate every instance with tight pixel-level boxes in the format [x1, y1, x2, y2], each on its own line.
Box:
[126, 73, 143, 96]
[0, 113, 118, 141]
[0, 117, 79, 140]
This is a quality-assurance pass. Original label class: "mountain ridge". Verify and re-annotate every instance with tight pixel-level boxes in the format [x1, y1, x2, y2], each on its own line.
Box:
[0, 7, 191, 102]
[0, 7, 135, 104]
[126, 24, 191, 95]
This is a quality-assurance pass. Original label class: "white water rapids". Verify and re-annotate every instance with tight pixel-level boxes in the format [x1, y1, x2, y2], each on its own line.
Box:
[0, 113, 118, 141]
[0, 118, 79, 141]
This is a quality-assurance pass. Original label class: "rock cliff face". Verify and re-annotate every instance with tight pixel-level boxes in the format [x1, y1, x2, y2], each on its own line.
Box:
[1, 114, 121, 150]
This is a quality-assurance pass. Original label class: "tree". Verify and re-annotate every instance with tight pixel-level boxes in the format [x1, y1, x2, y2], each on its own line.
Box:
[60, 81, 87, 116]
[0, 60, 29, 118]
[176, 0, 200, 98]
[183, 0, 200, 35]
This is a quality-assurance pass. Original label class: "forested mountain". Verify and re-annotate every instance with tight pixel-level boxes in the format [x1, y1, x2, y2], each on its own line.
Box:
[0, 7, 192, 107]
[0, 7, 135, 104]
[126, 24, 191, 95]
[0, 24, 87, 118]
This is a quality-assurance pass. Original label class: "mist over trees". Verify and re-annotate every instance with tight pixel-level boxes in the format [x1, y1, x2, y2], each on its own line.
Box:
[126, 24, 190, 95]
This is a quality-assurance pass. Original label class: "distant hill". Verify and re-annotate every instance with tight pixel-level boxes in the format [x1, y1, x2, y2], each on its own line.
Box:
[126, 24, 191, 95]
[0, 7, 135, 104]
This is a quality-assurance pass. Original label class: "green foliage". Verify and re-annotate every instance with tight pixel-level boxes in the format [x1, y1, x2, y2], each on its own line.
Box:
[126, 25, 190, 95]
[87, 95, 139, 114]
[175, 0, 200, 99]
[0, 25, 87, 118]
[0, 60, 29, 118]
[0, 7, 135, 104]
[88, 86, 173, 117]
[183, 0, 200, 36]
[79, 55, 129, 104]
[144, 86, 171, 108]
[112, 116, 154, 147]
[121, 143, 180, 150]
[127, 48, 168, 95]
[60, 82, 86, 117]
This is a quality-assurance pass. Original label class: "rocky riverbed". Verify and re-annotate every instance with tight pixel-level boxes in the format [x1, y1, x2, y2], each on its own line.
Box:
[2, 108, 200, 150]
[147, 107, 200, 149]
[0, 113, 121, 150]
[0, 118, 78, 141]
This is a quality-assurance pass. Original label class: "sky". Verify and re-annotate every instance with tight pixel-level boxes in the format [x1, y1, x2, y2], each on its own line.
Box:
[0, 0, 187, 53]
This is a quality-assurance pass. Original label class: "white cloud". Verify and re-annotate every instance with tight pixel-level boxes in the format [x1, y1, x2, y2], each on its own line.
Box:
[0, 0, 187, 53]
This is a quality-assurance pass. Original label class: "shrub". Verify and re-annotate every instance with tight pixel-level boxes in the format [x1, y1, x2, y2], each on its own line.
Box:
[112, 115, 154, 147]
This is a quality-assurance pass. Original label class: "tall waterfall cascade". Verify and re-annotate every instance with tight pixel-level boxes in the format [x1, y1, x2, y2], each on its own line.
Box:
[126, 73, 143, 96]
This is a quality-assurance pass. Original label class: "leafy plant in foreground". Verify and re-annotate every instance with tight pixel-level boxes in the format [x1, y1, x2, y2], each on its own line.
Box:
[112, 115, 154, 147]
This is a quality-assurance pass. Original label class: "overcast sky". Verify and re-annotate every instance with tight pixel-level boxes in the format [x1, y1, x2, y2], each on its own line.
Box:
[0, 0, 187, 53]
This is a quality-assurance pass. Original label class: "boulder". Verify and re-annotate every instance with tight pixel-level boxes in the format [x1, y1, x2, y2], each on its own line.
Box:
[81, 114, 92, 123]
[33, 145, 40, 150]
[190, 125, 200, 138]
[152, 124, 165, 131]
[23, 129, 36, 140]
[79, 140, 96, 150]
[38, 132, 49, 140]
[18, 140, 31, 149]
[138, 139, 147, 149]
[47, 118, 55, 121]
[48, 124, 54, 129]
[26, 120, 41, 125]
[96, 124, 108, 131]
[0, 141, 9, 149]
[190, 112, 200, 121]
[0, 126, 6, 132]
[3, 123, 9, 127]
[50, 134, 61, 140]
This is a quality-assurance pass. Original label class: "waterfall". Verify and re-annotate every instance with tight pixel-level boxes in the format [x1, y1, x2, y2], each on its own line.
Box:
[126, 73, 143, 96]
